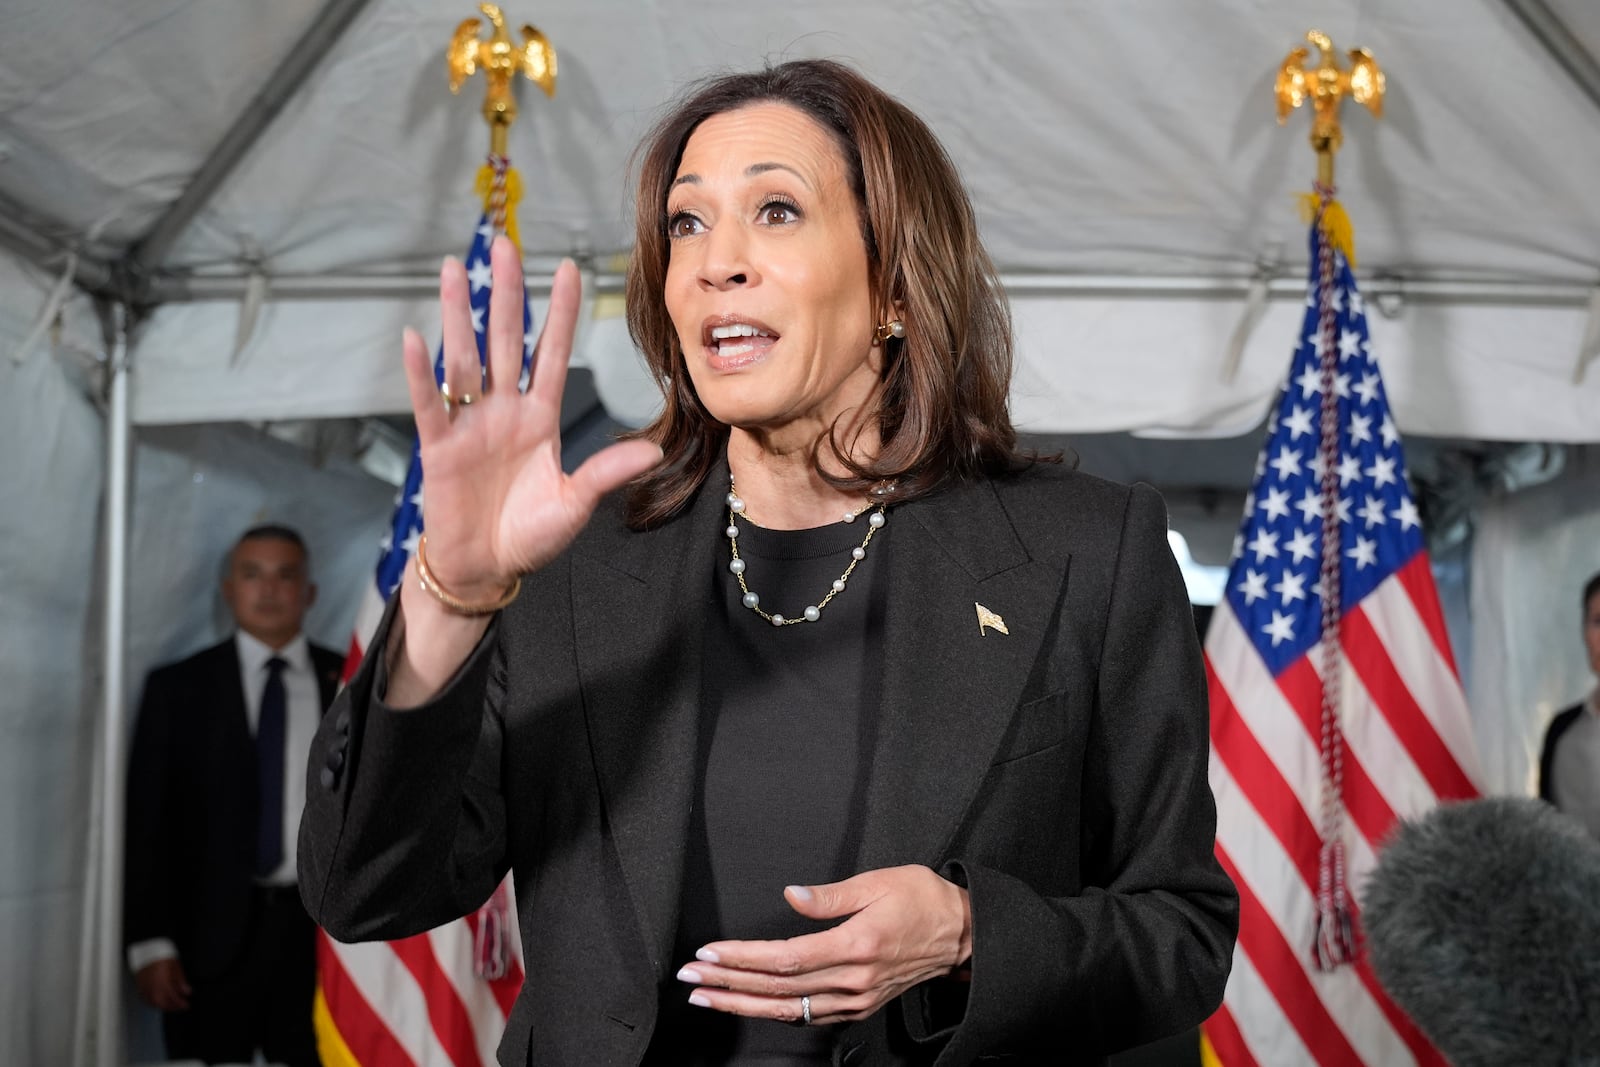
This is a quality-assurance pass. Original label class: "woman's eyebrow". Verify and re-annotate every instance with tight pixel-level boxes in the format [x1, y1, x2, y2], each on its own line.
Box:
[744, 162, 811, 189]
[669, 162, 811, 191]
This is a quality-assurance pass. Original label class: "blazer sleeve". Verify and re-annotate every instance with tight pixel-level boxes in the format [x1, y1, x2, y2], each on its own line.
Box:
[124, 669, 176, 949]
[912, 482, 1239, 1061]
[298, 595, 512, 941]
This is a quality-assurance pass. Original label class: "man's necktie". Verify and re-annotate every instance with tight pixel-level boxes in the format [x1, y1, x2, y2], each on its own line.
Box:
[255, 656, 288, 877]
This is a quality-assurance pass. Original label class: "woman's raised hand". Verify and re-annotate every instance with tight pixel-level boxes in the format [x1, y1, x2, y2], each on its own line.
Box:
[401, 235, 662, 603]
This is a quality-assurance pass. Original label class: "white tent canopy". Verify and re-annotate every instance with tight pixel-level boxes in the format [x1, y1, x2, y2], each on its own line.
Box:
[6, 0, 1600, 436]
[5, 1, 1600, 1063]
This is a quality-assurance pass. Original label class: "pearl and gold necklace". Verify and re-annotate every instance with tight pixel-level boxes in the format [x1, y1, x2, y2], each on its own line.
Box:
[724, 477, 887, 627]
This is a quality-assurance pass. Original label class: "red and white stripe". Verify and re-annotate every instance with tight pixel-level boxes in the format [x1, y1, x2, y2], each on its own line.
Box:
[1204, 555, 1481, 1067]
[315, 586, 526, 1067]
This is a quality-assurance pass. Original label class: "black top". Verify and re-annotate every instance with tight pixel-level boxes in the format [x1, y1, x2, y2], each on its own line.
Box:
[646, 509, 890, 1064]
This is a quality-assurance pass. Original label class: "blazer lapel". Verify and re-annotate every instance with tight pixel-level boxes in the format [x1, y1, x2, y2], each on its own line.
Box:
[571, 482, 725, 979]
[856, 477, 1070, 872]
[313, 651, 341, 712]
[215, 638, 252, 756]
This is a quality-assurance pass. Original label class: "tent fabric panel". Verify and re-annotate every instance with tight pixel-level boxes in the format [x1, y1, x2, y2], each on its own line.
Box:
[128, 291, 1600, 442]
[0, 0, 327, 250]
[1468, 454, 1600, 797]
[0, 325, 105, 1066]
[0, 248, 104, 369]
[1008, 293, 1598, 440]
[130, 295, 428, 425]
[122, 0, 1600, 282]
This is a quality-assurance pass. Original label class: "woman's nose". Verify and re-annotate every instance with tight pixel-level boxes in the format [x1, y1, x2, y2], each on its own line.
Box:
[698, 224, 756, 291]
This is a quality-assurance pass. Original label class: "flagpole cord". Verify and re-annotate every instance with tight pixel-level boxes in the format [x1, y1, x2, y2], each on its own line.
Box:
[1312, 183, 1356, 971]
[472, 148, 518, 982]
[487, 152, 510, 236]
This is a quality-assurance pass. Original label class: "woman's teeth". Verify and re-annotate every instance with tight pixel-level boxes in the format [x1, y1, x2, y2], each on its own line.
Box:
[709, 324, 774, 359]
[709, 324, 772, 340]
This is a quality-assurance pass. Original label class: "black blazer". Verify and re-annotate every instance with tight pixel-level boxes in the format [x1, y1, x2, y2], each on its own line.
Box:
[1538, 702, 1585, 805]
[301, 466, 1238, 1065]
[125, 636, 342, 980]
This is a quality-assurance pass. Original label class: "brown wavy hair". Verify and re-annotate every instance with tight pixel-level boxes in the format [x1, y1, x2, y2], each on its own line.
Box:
[623, 58, 1034, 528]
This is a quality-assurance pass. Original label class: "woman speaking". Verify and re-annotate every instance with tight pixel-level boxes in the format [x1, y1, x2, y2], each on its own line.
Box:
[300, 59, 1238, 1066]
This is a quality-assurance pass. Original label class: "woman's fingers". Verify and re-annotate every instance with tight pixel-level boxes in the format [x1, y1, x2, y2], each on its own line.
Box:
[402, 326, 449, 444]
[685, 988, 876, 1026]
[527, 258, 581, 415]
[567, 440, 665, 510]
[485, 235, 526, 394]
[438, 256, 481, 402]
[677, 958, 872, 999]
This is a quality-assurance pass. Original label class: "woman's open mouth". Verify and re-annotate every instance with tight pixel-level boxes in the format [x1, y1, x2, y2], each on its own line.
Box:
[703, 319, 779, 370]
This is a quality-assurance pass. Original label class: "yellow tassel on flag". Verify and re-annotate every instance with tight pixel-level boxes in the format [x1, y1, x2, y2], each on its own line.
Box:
[1297, 192, 1357, 268]
[474, 164, 525, 251]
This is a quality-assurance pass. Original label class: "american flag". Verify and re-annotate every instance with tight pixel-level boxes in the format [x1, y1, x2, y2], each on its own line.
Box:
[312, 214, 530, 1067]
[1201, 220, 1482, 1067]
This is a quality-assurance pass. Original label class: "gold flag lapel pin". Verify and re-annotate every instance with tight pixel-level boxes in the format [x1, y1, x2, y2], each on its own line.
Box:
[975, 603, 1009, 636]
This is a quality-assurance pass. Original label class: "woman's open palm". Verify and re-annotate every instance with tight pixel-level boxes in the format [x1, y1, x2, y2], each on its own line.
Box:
[401, 236, 662, 598]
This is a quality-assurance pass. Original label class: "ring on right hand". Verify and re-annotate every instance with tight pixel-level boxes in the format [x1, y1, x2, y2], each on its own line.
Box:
[439, 380, 479, 416]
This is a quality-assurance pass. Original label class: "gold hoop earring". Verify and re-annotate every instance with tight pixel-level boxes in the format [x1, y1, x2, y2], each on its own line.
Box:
[872, 319, 905, 345]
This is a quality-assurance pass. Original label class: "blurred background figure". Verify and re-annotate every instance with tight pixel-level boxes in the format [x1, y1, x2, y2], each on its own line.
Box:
[124, 524, 341, 1066]
[1538, 570, 1600, 838]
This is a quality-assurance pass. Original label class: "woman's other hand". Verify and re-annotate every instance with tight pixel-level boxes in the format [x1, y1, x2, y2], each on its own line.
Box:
[675, 865, 973, 1026]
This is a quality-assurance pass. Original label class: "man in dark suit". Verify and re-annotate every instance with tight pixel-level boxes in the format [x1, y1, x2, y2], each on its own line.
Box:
[125, 524, 342, 1066]
[1539, 570, 1600, 839]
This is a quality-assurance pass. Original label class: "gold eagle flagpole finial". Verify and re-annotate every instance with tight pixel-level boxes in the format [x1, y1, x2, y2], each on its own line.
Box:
[448, 3, 556, 157]
[446, 4, 556, 245]
[1276, 29, 1384, 265]
[1275, 30, 1384, 190]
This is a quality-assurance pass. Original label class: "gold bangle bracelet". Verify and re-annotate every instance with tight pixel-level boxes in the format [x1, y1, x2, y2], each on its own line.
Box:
[414, 534, 521, 616]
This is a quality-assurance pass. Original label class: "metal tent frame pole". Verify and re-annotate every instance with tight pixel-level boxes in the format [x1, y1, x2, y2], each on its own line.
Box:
[1502, 0, 1600, 117]
[71, 658, 103, 1067]
[95, 301, 133, 1067]
[150, 268, 1599, 309]
[124, 0, 380, 278]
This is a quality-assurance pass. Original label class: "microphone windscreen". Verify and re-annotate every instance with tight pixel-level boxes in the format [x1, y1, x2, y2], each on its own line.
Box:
[1363, 797, 1600, 1067]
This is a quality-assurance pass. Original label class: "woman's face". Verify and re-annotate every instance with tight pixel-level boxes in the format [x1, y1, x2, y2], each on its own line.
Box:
[664, 102, 881, 440]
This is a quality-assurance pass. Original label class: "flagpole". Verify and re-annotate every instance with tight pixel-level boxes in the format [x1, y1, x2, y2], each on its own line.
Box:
[451, 0, 559, 982]
[1275, 28, 1387, 974]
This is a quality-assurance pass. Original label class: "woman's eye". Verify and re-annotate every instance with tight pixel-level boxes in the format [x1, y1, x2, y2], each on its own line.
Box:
[759, 201, 799, 225]
[666, 212, 704, 239]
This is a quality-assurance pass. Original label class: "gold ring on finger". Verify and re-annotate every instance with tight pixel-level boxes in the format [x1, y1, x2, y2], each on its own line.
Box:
[457, 392, 477, 406]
